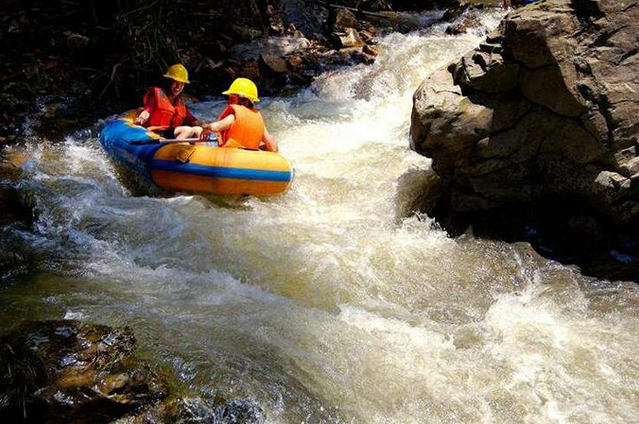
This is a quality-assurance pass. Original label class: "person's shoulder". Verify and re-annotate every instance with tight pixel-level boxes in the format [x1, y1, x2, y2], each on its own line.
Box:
[146, 87, 166, 97]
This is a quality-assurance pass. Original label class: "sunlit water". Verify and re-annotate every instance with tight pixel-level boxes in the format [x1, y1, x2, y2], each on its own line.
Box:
[3, 9, 639, 424]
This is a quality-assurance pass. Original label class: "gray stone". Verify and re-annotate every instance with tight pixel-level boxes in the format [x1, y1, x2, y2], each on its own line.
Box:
[453, 51, 520, 93]
[409, 0, 639, 226]
[260, 53, 288, 73]
[520, 66, 588, 117]
[229, 36, 311, 61]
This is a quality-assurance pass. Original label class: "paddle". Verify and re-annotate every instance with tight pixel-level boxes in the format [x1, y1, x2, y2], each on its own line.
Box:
[159, 138, 218, 145]
[129, 135, 218, 145]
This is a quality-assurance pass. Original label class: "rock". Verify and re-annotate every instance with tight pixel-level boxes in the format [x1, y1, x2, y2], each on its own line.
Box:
[334, 28, 365, 48]
[363, 44, 379, 56]
[64, 32, 89, 50]
[395, 168, 441, 220]
[0, 180, 31, 229]
[228, 24, 264, 41]
[287, 55, 303, 68]
[445, 14, 481, 35]
[451, 51, 520, 93]
[0, 320, 168, 423]
[269, 12, 287, 35]
[229, 36, 311, 61]
[350, 48, 376, 64]
[259, 53, 288, 73]
[410, 0, 639, 229]
[360, 29, 378, 44]
[440, 2, 469, 21]
[331, 8, 359, 30]
[360, 0, 393, 11]
[519, 65, 587, 117]
[281, 0, 329, 37]
[156, 398, 265, 424]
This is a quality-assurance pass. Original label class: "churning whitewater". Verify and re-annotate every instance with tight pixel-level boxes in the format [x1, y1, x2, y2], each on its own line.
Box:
[3, 9, 639, 424]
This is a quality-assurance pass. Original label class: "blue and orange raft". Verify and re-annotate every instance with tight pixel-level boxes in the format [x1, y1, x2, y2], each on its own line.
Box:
[99, 112, 294, 196]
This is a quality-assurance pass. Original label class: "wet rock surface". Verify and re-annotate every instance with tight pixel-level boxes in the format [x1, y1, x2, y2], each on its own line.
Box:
[124, 397, 265, 424]
[0, 320, 168, 423]
[0, 320, 265, 424]
[409, 0, 639, 280]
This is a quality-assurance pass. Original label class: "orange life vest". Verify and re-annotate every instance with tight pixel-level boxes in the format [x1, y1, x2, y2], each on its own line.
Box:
[218, 104, 265, 150]
[144, 87, 188, 128]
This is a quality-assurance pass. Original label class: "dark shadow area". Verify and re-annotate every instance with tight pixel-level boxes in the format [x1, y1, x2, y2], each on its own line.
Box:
[428, 192, 639, 282]
[0, 161, 35, 284]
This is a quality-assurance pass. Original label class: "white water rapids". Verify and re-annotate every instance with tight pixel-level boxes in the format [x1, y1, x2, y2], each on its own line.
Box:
[3, 9, 639, 424]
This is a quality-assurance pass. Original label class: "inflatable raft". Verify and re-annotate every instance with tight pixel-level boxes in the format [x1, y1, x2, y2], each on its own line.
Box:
[99, 112, 293, 196]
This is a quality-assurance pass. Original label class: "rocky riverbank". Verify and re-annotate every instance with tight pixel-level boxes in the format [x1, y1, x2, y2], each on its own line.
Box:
[0, 0, 470, 142]
[410, 0, 639, 280]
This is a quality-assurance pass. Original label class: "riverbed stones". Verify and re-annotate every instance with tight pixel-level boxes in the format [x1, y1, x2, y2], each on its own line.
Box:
[0, 320, 168, 423]
[0, 320, 269, 423]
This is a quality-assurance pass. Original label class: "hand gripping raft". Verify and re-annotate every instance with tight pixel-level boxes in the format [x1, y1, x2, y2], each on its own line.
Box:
[99, 111, 294, 196]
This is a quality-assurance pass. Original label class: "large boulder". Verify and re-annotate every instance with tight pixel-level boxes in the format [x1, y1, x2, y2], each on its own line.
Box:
[410, 0, 639, 226]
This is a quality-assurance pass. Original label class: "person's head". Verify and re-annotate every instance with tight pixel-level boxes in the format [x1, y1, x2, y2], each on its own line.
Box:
[227, 94, 254, 109]
[163, 79, 185, 97]
[163, 64, 189, 97]
[222, 78, 260, 108]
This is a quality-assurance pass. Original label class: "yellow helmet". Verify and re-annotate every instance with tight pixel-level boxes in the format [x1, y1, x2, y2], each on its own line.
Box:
[163, 64, 190, 84]
[222, 78, 260, 103]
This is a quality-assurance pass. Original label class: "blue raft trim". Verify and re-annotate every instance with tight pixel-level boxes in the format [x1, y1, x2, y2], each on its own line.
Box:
[150, 160, 292, 182]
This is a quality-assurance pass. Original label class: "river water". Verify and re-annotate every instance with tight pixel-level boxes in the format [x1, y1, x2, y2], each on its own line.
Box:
[2, 9, 639, 424]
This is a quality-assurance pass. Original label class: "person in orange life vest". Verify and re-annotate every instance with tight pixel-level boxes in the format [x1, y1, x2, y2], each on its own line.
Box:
[133, 64, 204, 140]
[200, 78, 278, 152]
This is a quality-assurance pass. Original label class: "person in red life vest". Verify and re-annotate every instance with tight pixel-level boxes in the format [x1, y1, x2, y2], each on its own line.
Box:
[134, 64, 204, 140]
[200, 78, 278, 152]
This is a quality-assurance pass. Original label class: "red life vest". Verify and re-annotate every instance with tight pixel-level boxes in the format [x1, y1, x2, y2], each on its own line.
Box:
[144, 87, 188, 128]
[218, 104, 265, 150]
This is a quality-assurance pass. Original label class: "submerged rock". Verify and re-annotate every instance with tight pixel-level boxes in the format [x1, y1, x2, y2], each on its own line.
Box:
[0, 320, 168, 423]
[409, 0, 639, 279]
[0, 320, 267, 424]
[135, 397, 265, 424]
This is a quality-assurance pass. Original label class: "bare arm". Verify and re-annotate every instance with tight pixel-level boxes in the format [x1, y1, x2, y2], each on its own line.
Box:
[134, 110, 150, 125]
[204, 115, 235, 132]
[262, 126, 278, 152]
[135, 89, 156, 125]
